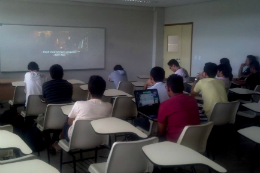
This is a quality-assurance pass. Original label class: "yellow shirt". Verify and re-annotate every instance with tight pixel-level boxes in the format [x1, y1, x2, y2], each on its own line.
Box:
[194, 78, 228, 117]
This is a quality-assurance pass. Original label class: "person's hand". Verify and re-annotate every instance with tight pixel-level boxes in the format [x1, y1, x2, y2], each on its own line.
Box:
[241, 63, 246, 67]
[108, 78, 111, 81]
[196, 73, 203, 80]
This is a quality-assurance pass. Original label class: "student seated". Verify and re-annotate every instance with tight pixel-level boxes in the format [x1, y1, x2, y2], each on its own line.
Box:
[232, 61, 260, 90]
[191, 63, 228, 122]
[157, 74, 200, 142]
[41, 64, 72, 152]
[42, 64, 72, 104]
[220, 58, 233, 81]
[144, 67, 169, 103]
[216, 64, 231, 90]
[24, 62, 48, 106]
[60, 75, 112, 143]
[236, 55, 257, 80]
[168, 59, 189, 83]
[108, 65, 128, 88]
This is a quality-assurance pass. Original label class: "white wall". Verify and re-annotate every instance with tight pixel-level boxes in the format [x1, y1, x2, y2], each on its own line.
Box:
[0, 0, 164, 88]
[165, 0, 260, 76]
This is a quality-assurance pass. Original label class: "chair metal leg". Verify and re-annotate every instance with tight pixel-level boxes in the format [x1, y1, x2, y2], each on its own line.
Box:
[60, 150, 63, 173]
[80, 150, 83, 162]
[191, 166, 196, 173]
[250, 144, 259, 173]
[47, 147, 50, 164]
[71, 153, 77, 173]
[95, 148, 98, 163]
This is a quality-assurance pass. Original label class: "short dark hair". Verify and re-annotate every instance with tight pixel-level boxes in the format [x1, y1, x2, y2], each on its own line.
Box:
[249, 61, 260, 71]
[204, 62, 218, 78]
[167, 59, 180, 67]
[88, 75, 106, 98]
[114, 65, 124, 71]
[150, 67, 165, 82]
[247, 55, 257, 63]
[167, 74, 184, 93]
[49, 64, 63, 79]
[218, 64, 231, 78]
[220, 58, 230, 65]
[28, 62, 39, 71]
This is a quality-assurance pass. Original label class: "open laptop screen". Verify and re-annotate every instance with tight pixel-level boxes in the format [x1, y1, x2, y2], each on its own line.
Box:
[134, 89, 160, 108]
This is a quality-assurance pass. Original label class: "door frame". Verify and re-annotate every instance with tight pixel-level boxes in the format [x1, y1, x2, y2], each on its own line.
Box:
[164, 22, 193, 76]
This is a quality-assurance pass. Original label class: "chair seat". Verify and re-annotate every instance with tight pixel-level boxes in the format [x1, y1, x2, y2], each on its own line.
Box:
[136, 126, 149, 136]
[21, 111, 26, 117]
[58, 139, 70, 152]
[8, 100, 14, 106]
[237, 110, 257, 118]
[88, 162, 107, 173]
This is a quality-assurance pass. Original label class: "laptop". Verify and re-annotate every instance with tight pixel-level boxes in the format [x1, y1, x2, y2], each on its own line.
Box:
[134, 89, 160, 119]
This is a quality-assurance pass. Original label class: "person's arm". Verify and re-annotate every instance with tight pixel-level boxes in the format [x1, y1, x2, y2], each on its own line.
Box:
[144, 79, 153, 90]
[238, 63, 246, 78]
[190, 75, 201, 97]
[68, 102, 79, 126]
[157, 122, 167, 137]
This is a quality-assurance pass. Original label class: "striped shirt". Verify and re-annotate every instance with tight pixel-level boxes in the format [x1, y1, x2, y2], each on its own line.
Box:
[42, 79, 73, 104]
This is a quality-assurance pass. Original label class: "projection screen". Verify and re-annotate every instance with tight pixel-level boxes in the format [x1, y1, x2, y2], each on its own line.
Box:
[0, 25, 105, 72]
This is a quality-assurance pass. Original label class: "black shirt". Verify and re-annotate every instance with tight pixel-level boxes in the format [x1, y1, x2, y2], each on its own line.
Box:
[242, 67, 251, 76]
[42, 79, 73, 104]
[246, 72, 260, 90]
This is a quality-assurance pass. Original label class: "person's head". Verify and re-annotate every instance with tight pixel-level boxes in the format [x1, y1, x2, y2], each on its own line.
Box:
[28, 62, 39, 72]
[49, 64, 63, 79]
[220, 58, 230, 65]
[246, 55, 257, 66]
[114, 65, 124, 71]
[202, 62, 218, 78]
[150, 67, 165, 83]
[88, 75, 106, 99]
[249, 61, 260, 74]
[167, 59, 180, 72]
[166, 74, 184, 97]
[217, 64, 230, 78]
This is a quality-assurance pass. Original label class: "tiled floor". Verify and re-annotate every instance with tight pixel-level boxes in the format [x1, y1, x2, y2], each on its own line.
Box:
[1, 102, 260, 173]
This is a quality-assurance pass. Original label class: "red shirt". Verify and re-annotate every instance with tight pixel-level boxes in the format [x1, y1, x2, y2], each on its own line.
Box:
[157, 94, 200, 142]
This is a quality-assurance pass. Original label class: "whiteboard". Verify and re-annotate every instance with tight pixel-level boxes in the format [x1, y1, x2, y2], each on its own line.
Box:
[0, 25, 105, 72]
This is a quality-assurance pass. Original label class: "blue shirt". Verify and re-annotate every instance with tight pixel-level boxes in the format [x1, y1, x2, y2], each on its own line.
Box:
[109, 70, 128, 88]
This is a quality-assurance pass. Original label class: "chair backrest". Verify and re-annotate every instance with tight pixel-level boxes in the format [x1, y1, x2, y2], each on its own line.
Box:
[111, 97, 137, 120]
[252, 85, 260, 102]
[69, 119, 108, 150]
[101, 95, 112, 103]
[0, 125, 13, 158]
[209, 101, 240, 126]
[117, 81, 135, 95]
[177, 122, 214, 153]
[43, 104, 72, 130]
[13, 86, 26, 105]
[105, 137, 158, 173]
[72, 84, 88, 101]
[26, 95, 47, 116]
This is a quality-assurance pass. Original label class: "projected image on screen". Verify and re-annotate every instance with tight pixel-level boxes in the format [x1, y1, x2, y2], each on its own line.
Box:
[0, 25, 105, 71]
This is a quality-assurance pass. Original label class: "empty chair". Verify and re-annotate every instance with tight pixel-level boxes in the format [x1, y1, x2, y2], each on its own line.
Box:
[111, 96, 137, 120]
[20, 95, 47, 117]
[88, 137, 158, 173]
[177, 122, 214, 153]
[0, 125, 14, 158]
[8, 86, 26, 108]
[136, 120, 157, 136]
[37, 103, 72, 163]
[209, 101, 240, 125]
[72, 84, 88, 101]
[58, 119, 108, 173]
[117, 81, 135, 95]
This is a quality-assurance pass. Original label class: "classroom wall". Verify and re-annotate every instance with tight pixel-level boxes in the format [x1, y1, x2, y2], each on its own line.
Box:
[165, 0, 260, 76]
[0, 0, 164, 88]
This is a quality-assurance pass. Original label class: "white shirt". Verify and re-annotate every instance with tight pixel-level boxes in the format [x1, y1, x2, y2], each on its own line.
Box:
[216, 77, 230, 89]
[68, 99, 112, 140]
[175, 68, 189, 83]
[148, 82, 170, 103]
[24, 72, 48, 106]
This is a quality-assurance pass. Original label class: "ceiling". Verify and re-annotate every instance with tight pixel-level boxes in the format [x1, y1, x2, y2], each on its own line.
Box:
[70, 0, 221, 7]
